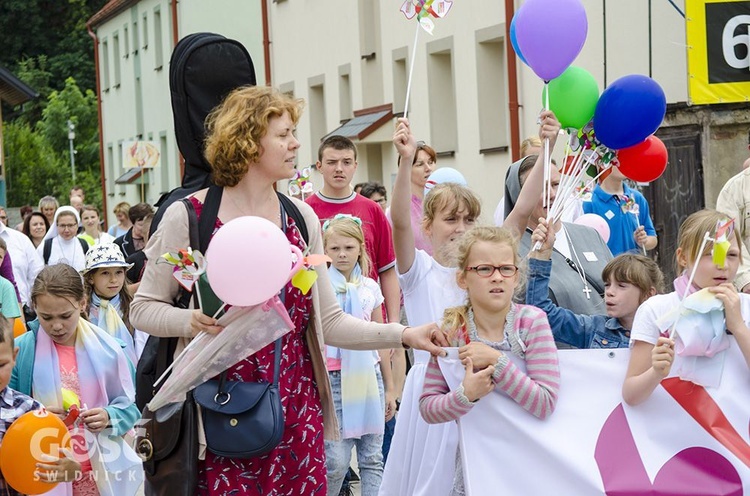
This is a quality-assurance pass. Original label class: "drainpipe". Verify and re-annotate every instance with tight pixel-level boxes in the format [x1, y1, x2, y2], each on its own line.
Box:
[171, 0, 179, 46]
[504, 0, 521, 161]
[261, 0, 272, 85]
[87, 24, 109, 230]
[170, 0, 184, 177]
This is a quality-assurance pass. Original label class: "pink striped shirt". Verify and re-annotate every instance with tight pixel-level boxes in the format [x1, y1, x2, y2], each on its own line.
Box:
[419, 304, 560, 423]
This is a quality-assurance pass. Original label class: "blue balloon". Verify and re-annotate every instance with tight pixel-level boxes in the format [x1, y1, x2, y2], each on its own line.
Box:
[510, 16, 528, 66]
[593, 75, 666, 150]
[424, 167, 468, 198]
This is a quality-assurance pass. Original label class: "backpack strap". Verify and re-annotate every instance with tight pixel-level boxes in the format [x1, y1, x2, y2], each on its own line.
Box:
[43, 238, 52, 265]
[79, 237, 89, 255]
[276, 192, 309, 245]
[175, 185, 224, 309]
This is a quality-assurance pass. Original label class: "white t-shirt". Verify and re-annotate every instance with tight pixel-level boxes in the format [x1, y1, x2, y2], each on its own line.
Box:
[631, 291, 750, 345]
[398, 249, 466, 328]
[0, 225, 43, 305]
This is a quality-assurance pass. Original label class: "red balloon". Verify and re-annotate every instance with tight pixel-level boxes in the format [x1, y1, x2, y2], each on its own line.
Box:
[616, 135, 668, 183]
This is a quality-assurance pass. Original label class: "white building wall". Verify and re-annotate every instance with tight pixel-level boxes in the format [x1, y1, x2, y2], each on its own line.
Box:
[94, 0, 265, 228]
[269, 0, 689, 220]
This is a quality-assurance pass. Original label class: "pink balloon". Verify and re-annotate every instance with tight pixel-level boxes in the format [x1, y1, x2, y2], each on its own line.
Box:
[206, 216, 303, 307]
[574, 213, 610, 243]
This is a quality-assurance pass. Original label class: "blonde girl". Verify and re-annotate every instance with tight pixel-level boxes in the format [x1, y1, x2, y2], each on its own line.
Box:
[623, 209, 750, 405]
[79, 205, 115, 247]
[382, 113, 560, 495]
[419, 226, 560, 495]
[322, 215, 395, 496]
[10, 264, 142, 495]
[83, 243, 145, 363]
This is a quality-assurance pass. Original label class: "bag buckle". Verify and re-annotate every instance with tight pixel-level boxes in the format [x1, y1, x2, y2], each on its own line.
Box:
[136, 438, 154, 461]
[214, 392, 231, 406]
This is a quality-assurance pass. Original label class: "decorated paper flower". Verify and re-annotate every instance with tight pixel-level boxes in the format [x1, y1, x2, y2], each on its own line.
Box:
[619, 195, 639, 215]
[712, 218, 735, 268]
[400, 0, 453, 34]
[160, 247, 206, 291]
[288, 166, 313, 199]
[291, 247, 332, 295]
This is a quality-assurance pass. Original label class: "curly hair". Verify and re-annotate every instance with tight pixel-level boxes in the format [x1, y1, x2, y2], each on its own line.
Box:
[204, 86, 304, 187]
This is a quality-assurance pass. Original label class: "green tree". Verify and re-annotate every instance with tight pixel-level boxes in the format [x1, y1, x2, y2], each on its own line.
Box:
[13, 56, 53, 127]
[37, 77, 99, 173]
[3, 122, 68, 206]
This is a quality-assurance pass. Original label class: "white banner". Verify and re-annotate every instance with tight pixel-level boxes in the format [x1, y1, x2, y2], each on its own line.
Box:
[437, 341, 750, 495]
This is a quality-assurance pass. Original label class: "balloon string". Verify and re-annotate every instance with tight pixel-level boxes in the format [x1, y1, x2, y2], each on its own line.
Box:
[403, 22, 421, 119]
[544, 82, 551, 226]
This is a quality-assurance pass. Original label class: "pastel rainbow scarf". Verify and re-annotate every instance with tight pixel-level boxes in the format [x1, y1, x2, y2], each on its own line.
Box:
[327, 264, 384, 438]
[33, 318, 143, 496]
[90, 292, 137, 365]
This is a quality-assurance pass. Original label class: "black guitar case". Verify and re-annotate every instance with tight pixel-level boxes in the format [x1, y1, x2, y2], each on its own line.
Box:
[150, 32, 257, 232]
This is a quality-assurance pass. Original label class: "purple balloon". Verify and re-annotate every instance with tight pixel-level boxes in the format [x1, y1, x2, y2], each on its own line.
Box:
[514, 0, 588, 82]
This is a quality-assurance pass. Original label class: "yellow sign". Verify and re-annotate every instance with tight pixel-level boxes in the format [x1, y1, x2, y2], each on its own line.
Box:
[686, 0, 750, 104]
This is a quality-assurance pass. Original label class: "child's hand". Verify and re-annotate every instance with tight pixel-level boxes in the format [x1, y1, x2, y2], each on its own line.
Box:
[393, 118, 417, 160]
[35, 448, 81, 484]
[652, 336, 675, 378]
[458, 342, 501, 370]
[461, 357, 495, 402]
[80, 407, 109, 433]
[46, 406, 66, 419]
[537, 110, 561, 149]
[530, 218, 555, 259]
[634, 225, 648, 247]
[384, 391, 397, 422]
[710, 283, 748, 334]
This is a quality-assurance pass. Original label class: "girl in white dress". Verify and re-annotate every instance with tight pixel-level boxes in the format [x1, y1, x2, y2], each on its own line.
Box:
[382, 113, 560, 495]
[623, 209, 750, 405]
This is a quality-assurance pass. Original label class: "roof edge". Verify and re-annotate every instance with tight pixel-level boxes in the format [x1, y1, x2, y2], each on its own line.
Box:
[87, 0, 140, 29]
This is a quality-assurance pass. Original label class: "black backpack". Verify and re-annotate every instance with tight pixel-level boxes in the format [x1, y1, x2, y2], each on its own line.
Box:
[135, 186, 309, 411]
[42, 237, 89, 265]
[150, 32, 257, 234]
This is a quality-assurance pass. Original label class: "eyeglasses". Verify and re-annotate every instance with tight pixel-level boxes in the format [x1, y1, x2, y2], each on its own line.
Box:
[416, 140, 426, 149]
[465, 264, 518, 278]
[57, 223, 78, 230]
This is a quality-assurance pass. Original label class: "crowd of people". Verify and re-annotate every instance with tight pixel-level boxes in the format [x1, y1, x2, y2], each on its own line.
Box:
[0, 84, 749, 496]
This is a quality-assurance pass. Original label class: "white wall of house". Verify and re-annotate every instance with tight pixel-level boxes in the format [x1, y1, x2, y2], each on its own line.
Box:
[269, 0, 689, 219]
[93, 0, 265, 228]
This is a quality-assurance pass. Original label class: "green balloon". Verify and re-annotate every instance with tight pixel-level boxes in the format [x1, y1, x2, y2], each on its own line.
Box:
[542, 66, 599, 130]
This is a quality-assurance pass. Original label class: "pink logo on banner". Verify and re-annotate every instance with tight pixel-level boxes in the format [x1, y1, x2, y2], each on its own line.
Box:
[594, 377, 750, 495]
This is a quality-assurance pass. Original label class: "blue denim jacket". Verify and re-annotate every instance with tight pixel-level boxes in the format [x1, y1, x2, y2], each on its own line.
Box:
[526, 258, 630, 349]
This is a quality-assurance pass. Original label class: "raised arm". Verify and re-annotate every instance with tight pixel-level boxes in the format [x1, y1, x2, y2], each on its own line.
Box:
[504, 111, 561, 238]
[527, 219, 592, 348]
[391, 118, 419, 274]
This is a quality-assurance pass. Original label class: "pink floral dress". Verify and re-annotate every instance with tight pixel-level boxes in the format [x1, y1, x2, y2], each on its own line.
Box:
[193, 198, 326, 495]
